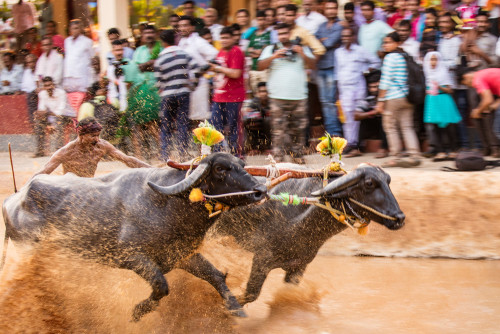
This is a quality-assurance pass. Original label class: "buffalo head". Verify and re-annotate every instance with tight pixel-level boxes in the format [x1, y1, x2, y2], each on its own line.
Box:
[312, 164, 405, 230]
[148, 153, 267, 206]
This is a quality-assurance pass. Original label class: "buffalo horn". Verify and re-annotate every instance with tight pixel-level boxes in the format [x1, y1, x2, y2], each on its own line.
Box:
[148, 161, 211, 195]
[311, 168, 364, 197]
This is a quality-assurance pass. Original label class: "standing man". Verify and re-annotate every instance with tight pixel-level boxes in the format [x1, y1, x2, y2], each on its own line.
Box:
[296, 0, 327, 34]
[21, 54, 39, 127]
[283, 4, 326, 57]
[12, 0, 36, 49]
[125, 25, 162, 160]
[335, 27, 381, 156]
[258, 23, 316, 163]
[210, 27, 246, 156]
[376, 32, 420, 166]
[63, 19, 94, 114]
[154, 29, 199, 161]
[462, 11, 497, 71]
[358, 0, 393, 57]
[397, 20, 420, 62]
[35, 76, 76, 156]
[33, 117, 151, 178]
[203, 8, 224, 42]
[106, 39, 129, 113]
[35, 35, 63, 87]
[178, 15, 218, 122]
[182, 0, 205, 32]
[247, 10, 272, 93]
[315, 0, 343, 137]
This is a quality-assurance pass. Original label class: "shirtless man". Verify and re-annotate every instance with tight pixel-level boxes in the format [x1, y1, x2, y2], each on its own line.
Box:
[33, 117, 152, 178]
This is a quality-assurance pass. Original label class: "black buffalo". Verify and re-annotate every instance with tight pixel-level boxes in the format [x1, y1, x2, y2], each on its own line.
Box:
[213, 164, 405, 305]
[2, 153, 267, 321]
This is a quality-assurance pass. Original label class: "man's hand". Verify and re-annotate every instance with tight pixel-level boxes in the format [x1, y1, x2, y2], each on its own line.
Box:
[291, 45, 304, 56]
[471, 108, 482, 119]
[272, 48, 287, 59]
[34, 110, 47, 120]
[2, 80, 10, 86]
[374, 101, 385, 115]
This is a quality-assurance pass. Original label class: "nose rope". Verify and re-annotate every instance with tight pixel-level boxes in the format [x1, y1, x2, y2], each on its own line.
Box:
[348, 198, 398, 221]
[203, 190, 259, 199]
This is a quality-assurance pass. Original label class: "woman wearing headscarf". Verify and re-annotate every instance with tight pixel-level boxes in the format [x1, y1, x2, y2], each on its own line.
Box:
[423, 51, 462, 161]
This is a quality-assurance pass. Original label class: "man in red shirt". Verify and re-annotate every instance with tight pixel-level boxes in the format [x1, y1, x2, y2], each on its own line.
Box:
[460, 68, 500, 157]
[209, 26, 246, 156]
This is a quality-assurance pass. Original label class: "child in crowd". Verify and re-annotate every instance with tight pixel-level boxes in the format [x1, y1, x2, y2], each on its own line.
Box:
[354, 69, 389, 158]
[420, 8, 440, 57]
[423, 52, 462, 161]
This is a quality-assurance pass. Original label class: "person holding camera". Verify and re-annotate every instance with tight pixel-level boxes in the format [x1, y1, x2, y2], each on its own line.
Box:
[258, 23, 316, 163]
[106, 39, 130, 113]
[209, 26, 246, 156]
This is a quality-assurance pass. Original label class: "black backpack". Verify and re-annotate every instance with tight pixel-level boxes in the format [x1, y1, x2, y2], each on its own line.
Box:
[442, 151, 500, 171]
[397, 50, 426, 105]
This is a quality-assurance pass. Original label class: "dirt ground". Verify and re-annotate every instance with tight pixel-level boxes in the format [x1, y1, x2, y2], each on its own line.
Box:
[0, 152, 499, 333]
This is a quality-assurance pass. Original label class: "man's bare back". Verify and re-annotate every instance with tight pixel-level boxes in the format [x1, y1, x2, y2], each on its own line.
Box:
[33, 118, 152, 178]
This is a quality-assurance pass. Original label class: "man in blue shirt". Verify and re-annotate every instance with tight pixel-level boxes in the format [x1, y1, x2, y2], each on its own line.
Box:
[315, 0, 343, 136]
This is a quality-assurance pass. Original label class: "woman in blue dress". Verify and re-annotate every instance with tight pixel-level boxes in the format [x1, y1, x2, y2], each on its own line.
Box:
[423, 51, 462, 161]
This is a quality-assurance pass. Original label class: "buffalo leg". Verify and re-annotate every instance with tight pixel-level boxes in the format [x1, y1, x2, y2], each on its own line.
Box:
[178, 253, 246, 317]
[120, 254, 169, 322]
[237, 257, 273, 306]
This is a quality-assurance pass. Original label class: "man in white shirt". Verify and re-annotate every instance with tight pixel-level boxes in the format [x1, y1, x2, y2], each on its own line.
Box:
[397, 20, 420, 63]
[0, 52, 23, 94]
[63, 19, 93, 95]
[358, 0, 393, 57]
[35, 35, 63, 86]
[335, 27, 381, 155]
[106, 39, 129, 112]
[203, 8, 224, 41]
[21, 54, 39, 126]
[296, 0, 327, 34]
[178, 15, 218, 121]
[34, 76, 76, 156]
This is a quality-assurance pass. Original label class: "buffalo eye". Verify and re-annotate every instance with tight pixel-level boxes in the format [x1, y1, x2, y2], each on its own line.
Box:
[365, 177, 375, 189]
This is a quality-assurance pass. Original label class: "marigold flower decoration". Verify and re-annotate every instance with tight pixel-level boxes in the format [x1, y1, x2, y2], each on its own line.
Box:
[192, 120, 225, 147]
[316, 133, 347, 158]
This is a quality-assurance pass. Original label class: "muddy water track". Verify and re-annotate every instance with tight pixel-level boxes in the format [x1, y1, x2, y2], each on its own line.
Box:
[0, 164, 499, 333]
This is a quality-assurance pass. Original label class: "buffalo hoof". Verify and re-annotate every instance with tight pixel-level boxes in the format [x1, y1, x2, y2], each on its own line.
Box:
[131, 299, 160, 322]
[225, 296, 247, 317]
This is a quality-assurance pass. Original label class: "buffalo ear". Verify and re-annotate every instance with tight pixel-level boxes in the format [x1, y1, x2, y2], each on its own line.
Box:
[149, 162, 211, 196]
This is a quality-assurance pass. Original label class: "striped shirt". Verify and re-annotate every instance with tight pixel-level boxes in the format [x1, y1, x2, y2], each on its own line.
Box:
[154, 46, 199, 97]
[379, 52, 408, 101]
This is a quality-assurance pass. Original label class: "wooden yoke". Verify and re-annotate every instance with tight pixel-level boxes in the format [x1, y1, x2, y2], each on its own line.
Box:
[166, 160, 346, 179]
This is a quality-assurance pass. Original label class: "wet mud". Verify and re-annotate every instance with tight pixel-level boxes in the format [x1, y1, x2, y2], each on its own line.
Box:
[0, 169, 499, 333]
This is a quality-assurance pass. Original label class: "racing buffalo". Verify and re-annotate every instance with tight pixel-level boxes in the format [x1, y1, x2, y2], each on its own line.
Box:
[2, 153, 267, 321]
[213, 163, 405, 305]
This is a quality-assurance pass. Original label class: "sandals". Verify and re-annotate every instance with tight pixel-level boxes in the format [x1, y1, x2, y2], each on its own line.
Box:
[375, 150, 389, 159]
[382, 158, 421, 168]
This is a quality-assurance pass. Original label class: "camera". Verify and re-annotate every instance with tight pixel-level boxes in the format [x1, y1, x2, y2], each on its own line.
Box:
[197, 59, 221, 77]
[284, 36, 302, 61]
[111, 59, 128, 78]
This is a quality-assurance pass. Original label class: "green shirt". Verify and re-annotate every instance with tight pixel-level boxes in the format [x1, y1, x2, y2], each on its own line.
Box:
[247, 30, 271, 71]
[124, 42, 163, 86]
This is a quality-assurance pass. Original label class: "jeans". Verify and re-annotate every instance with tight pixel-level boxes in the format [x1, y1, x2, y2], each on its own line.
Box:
[317, 69, 342, 136]
[383, 98, 420, 156]
[210, 102, 242, 155]
[494, 105, 500, 140]
[159, 93, 190, 161]
[453, 89, 469, 148]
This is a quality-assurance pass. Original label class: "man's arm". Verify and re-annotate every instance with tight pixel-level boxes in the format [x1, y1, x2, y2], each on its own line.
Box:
[293, 45, 316, 70]
[104, 141, 153, 168]
[258, 45, 286, 71]
[32, 149, 65, 177]
[471, 89, 495, 118]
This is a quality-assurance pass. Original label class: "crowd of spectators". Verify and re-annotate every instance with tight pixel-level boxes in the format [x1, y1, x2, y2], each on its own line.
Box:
[2, 0, 500, 165]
